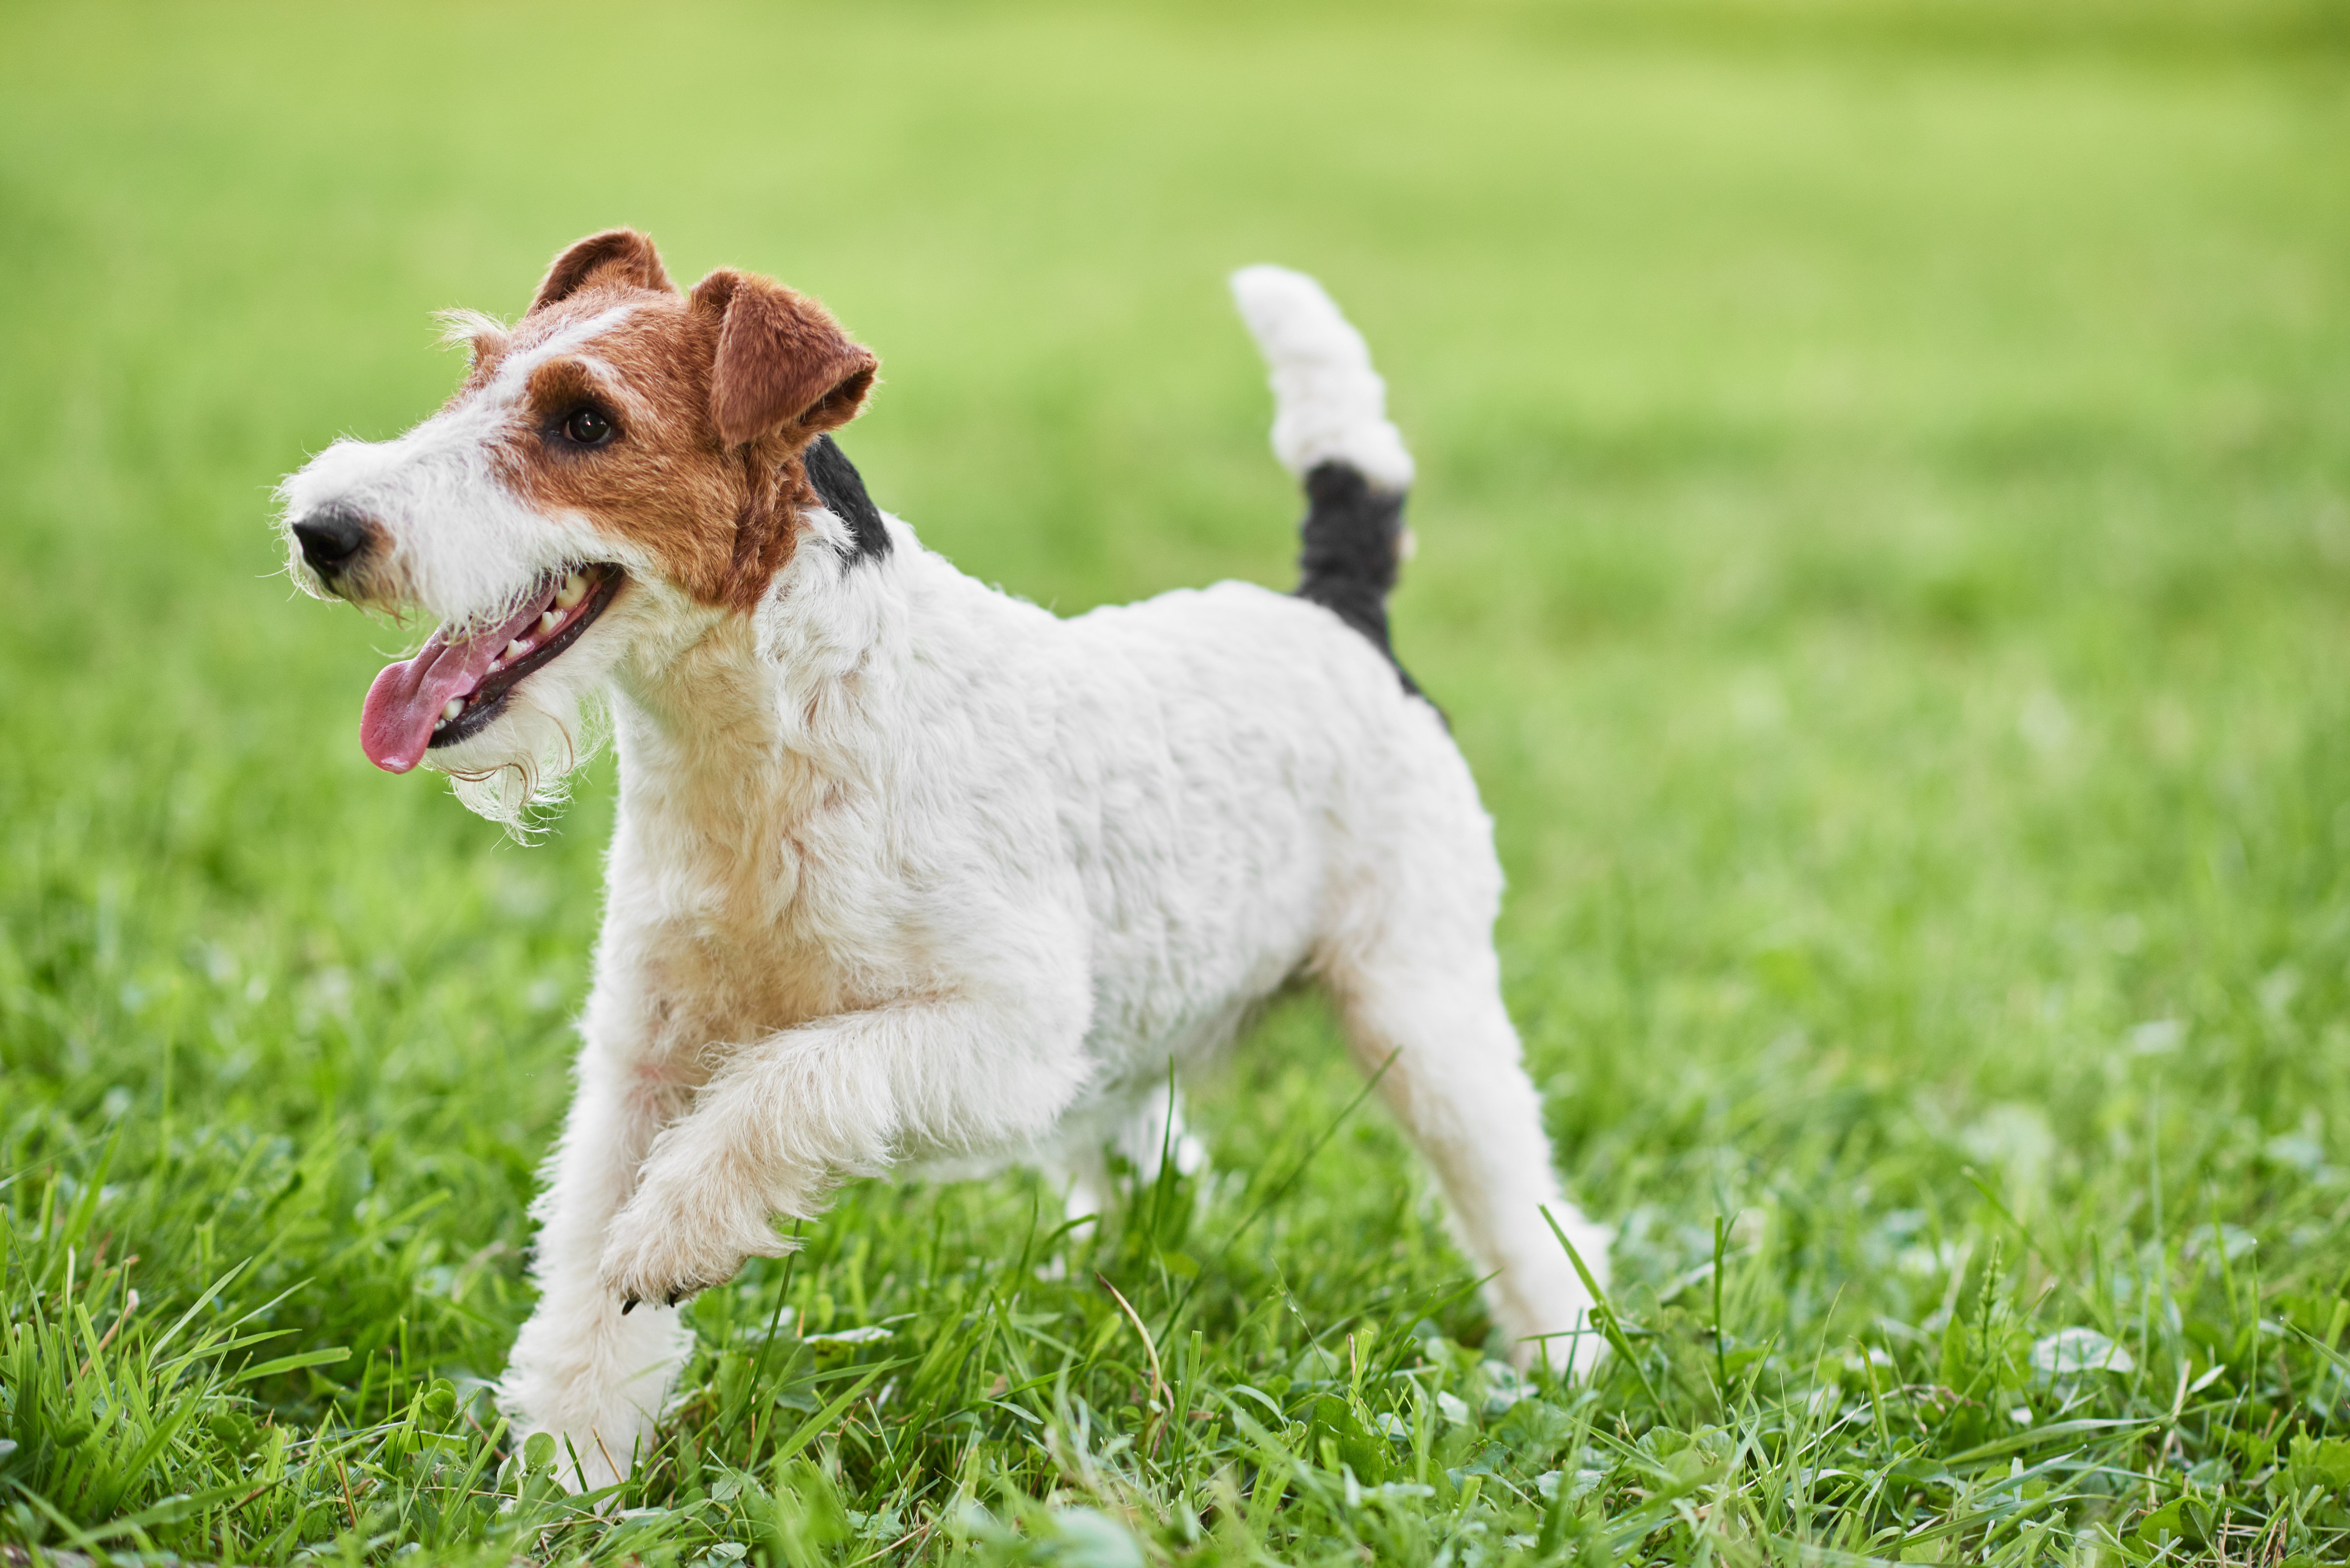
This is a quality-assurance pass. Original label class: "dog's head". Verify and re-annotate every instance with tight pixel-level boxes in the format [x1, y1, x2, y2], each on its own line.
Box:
[276, 229, 876, 826]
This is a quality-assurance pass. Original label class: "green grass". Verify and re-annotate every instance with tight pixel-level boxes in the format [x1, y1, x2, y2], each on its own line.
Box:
[4, 0, 2350, 1561]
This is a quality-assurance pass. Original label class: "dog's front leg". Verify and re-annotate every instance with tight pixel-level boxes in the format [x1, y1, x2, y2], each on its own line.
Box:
[499, 1043, 692, 1493]
[597, 999, 1081, 1310]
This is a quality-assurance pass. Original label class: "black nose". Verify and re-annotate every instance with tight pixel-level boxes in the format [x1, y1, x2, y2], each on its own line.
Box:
[291, 506, 374, 579]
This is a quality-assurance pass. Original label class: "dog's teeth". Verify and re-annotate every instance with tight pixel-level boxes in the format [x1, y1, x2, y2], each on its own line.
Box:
[538, 610, 561, 634]
[505, 638, 529, 660]
[555, 573, 587, 609]
[442, 698, 465, 722]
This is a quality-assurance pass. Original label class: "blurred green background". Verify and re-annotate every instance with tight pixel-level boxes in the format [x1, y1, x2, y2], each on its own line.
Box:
[5, 1, 2350, 1559]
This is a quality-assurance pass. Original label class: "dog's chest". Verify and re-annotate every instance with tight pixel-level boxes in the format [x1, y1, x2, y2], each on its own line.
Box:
[591, 796, 874, 1068]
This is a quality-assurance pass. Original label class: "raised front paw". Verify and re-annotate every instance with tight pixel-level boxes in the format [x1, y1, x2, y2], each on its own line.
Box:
[596, 1169, 793, 1312]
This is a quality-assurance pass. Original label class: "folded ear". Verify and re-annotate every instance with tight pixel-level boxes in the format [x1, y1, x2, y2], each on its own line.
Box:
[530, 229, 675, 314]
[690, 268, 878, 448]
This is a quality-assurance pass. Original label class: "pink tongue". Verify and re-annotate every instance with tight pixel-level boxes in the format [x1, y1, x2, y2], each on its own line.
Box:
[360, 596, 550, 773]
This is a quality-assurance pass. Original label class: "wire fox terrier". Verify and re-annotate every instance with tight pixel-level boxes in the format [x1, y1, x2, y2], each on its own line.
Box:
[276, 229, 1610, 1489]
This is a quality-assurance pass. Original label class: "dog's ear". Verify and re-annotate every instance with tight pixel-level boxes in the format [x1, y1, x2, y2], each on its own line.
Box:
[529, 229, 675, 314]
[690, 268, 878, 449]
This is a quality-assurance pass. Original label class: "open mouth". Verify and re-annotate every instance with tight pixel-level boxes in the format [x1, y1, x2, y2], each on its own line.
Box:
[359, 564, 623, 773]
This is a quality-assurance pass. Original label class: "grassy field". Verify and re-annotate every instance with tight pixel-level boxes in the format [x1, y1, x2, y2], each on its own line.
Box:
[5, 0, 2350, 1561]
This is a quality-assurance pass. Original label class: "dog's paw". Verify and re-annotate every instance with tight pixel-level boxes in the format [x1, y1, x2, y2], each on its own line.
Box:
[596, 1171, 792, 1310]
[596, 1226, 737, 1311]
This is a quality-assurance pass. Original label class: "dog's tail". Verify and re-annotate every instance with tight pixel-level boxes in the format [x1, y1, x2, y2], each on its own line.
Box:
[1228, 265, 1421, 696]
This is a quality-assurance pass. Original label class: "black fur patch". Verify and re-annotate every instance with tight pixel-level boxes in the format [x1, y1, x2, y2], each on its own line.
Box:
[1294, 461, 1424, 699]
[805, 433, 892, 565]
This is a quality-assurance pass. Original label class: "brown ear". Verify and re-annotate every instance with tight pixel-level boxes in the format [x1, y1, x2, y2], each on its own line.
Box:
[529, 229, 675, 314]
[691, 268, 878, 448]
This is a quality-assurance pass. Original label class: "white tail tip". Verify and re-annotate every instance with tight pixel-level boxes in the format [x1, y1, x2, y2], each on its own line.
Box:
[1229, 265, 1415, 492]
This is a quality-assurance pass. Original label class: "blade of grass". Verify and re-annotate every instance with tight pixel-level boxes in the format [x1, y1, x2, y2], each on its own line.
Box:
[1542, 1204, 1664, 1409]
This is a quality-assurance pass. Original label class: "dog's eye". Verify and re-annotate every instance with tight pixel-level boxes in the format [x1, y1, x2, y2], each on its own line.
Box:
[562, 407, 615, 446]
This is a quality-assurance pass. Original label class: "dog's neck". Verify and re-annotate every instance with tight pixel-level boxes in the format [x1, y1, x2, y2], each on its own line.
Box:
[608, 615, 796, 803]
[602, 514, 921, 843]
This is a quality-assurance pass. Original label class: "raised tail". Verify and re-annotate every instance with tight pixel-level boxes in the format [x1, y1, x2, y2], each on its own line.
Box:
[1229, 265, 1423, 698]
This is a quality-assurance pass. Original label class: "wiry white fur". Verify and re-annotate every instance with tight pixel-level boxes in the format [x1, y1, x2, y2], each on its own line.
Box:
[276, 272, 1610, 1494]
[1229, 265, 1416, 492]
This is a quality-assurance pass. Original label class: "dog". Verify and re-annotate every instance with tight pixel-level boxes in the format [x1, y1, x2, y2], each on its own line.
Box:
[276, 230, 1611, 1489]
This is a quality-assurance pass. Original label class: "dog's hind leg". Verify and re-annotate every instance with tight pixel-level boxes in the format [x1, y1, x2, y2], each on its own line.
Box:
[498, 1046, 694, 1492]
[1234, 260, 1607, 1370]
[1320, 916, 1612, 1375]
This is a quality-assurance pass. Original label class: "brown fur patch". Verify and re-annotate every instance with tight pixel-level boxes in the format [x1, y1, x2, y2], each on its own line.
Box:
[457, 231, 876, 613]
[525, 358, 613, 421]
